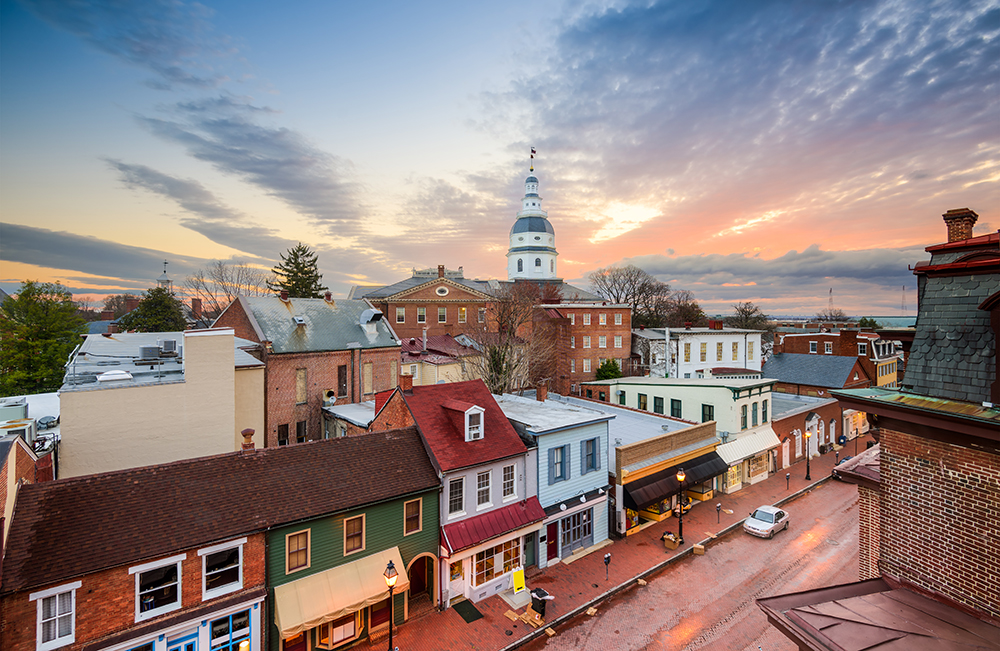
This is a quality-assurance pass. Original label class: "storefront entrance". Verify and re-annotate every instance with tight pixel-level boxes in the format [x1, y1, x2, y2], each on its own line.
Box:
[546, 523, 559, 560]
[560, 508, 593, 556]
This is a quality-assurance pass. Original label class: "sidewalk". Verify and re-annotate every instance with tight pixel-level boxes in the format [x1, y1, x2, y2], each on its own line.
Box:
[361, 433, 873, 651]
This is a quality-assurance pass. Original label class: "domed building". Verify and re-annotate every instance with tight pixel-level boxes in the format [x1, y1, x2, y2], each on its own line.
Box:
[507, 174, 558, 280]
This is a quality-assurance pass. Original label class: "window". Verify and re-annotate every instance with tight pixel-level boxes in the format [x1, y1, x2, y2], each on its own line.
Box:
[599, 391, 606, 401]
[570, 314, 576, 325]
[586, 389, 592, 398]
[417, 307, 426, 323]
[458, 307, 467, 323]
[752, 402, 759, 427]
[517, 258, 523, 272]
[670, 399, 682, 418]
[466, 409, 483, 440]
[535, 257, 541, 267]
[717, 342, 723, 361]
[344, 515, 365, 555]
[277, 424, 289, 446]
[583, 336, 591, 349]
[474, 539, 519, 586]
[296, 420, 306, 444]
[404, 499, 422, 534]
[825, 342, 833, 354]
[31, 581, 80, 651]
[210, 609, 251, 651]
[618, 392, 626, 405]
[702, 404, 714, 423]
[700, 342, 707, 362]
[762, 399, 768, 422]
[638, 394, 648, 410]
[550, 445, 569, 483]
[338, 364, 348, 397]
[395, 307, 405, 323]
[809, 341, 817, 353]
[551, 259, 554, 272]
[653, 396, 664, 414]
[570, 359, 576, 373]
[583, 314, 591, 325]
[502, 464, 516, 499]
[478, 307, 486, 323]
[571, 336, 575, 348]
[732, 342, 738, 361]
[684, 343, 691, 362]
[748, 341, 755, 361]
[615, 313, 622, 325]
[858, 342, 868, 356]
[317, 613, 358, 648]
[599, 313, 607, 325]
[477, 471, 491, 506]
[131, 555, 184, 621]
[296, 369, 307, 404]
[199, 538, 245, 599]
[286, 530, 310, 573]
[363, 362, 373, 394]
[583, 438, 599, 473]
[583, 358, 591, 373]
[614, 335, 622, 348]
[438, 307, 447, 323]
[741, 405, 748, 429]
[449, 478, 464, 515]
[599, 335, 607, 348]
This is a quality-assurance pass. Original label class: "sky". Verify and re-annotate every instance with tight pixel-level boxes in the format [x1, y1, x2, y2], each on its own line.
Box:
[1, 0, 997, 316]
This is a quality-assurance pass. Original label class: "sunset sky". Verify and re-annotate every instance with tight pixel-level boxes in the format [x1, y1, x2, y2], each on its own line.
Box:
[1, 0, 997, 316]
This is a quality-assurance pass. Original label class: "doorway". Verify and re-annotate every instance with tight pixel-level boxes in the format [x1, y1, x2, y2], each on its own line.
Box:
[546, 522, 559, 560]
[560, 509, 593, 556]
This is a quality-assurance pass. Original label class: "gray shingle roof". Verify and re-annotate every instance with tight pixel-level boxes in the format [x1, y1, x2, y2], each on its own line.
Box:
[242, 297, 399, 353]
[762, 353, 862, 389]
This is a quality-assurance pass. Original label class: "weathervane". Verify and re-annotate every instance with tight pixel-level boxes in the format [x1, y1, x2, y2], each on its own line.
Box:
[530, 146, 536, 172]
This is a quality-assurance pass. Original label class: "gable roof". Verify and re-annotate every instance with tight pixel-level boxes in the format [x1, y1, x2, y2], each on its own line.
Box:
[359, 275, 495, 300]
[762, 353, 867, 389]
[1, 427, 437, 594]
[400, 379, 526, 472]
[235, 296, 399, 353]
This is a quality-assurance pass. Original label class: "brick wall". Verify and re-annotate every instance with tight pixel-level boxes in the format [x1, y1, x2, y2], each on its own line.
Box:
[15, 443, 36, 485]
[553, 306, 632, 394]
[0, 534, 266, 651]
[771, 401, 842, 468]
[214, 299, 260, 343]
[879, 427, 1000, 619]
[369, 391, 415, 433]
[858, 484, 880, 580]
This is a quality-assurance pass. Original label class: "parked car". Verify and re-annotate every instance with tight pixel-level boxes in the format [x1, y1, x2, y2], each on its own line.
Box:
[743, 505, 789, 538]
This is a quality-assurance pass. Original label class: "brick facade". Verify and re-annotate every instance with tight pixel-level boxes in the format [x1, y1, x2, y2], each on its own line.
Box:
[0, 534, 266, 651]
[878, 427, 1000, 620]
[539, 304, 631, 396]
[858, 484, 880, 581]
[369, 279, 491, 342]
[770, 400, 842, 468]
[369, 390, 416, 433]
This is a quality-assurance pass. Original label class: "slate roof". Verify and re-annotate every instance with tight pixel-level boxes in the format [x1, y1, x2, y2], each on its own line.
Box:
[762, 353, 865, 389]
[400, 379, 527, 472]
[238, 296, 398, 353]
[1, 427, 438, 594]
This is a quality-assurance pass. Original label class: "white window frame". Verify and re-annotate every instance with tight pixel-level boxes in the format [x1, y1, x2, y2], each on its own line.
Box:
[583, 358, 591, 373]
[824, 342, 833, 354]
[31, 581, 81, 651]
[570, 314, 575, 325]
[614, 335, 622, 348]
[438, 306, 447, 323]
[583, 314, 591, 326]
[476, 470, 492, 509]
[343, 514, 366, 556]
[458, 307, 467, 323]
[615, 313, 622, 325]
[478, 307, 486, 323]
[395, 307, 405, 323]
[448, 477, 465, 517]
[403, 498, 422, 536]
[465, 407, 484, 441]
[417, 307, 426, 323]
[130, 553, 186, 622]
[858, 342, 868, 356]
[571, 336, 575, 348]
[583, 336, 591, 349]
[809, 341, 817, 354]
[570, 359, 576, 373]
[198, 537, 246, 601]
[598, 335, 607, 349]
[502, 464, 516, 501]
[599, 313, 607, 325]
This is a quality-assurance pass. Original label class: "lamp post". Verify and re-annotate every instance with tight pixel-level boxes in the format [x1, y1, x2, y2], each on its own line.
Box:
[384, 560, 398, 651]
[804, 431, 812, 481]
[676, 467, 686, 544]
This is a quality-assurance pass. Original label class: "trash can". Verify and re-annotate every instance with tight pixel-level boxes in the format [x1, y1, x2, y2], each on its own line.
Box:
[530, 588, 550, 617]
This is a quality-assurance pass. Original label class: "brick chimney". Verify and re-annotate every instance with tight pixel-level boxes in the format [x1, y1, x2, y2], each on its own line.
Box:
[399, 374, 414, 393]
[438, 264, 445, 278]
[684, 322, 692, 330]
[240, 428, 255, 452]
[324, 291, 335, 307]
[101, 310, 114, 321]
[125, 297, 140, 313]
[280, 290, 289, 302]
[191, 298, 202, 318]
[536, 384, 548, 402]
[943, 208, 978, 243]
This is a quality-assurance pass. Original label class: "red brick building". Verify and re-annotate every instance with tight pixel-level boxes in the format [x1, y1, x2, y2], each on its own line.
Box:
[214, 293, 401, 447]
[768, 394, 843, 469]
[774, 328, 904, 388]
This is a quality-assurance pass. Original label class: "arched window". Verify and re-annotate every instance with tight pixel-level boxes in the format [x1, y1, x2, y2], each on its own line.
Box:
[535, 258, 541, 267]
[550, 260, 554, 272]
[517, 258, 523, 272]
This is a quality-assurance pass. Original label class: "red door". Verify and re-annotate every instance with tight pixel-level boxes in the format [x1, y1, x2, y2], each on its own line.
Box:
[546, 522, 559, 560]
[410, 556, 427, 595]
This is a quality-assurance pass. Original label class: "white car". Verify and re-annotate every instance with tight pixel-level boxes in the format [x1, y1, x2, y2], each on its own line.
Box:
[743, 505, 789, 539]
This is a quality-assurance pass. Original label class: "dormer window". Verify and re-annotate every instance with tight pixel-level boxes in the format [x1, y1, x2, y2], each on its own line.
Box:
[466, 409, 483, 441]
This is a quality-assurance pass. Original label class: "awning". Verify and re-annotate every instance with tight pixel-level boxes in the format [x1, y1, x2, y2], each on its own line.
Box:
[273, 546, 410, 638]
[623, 452, 728, 511]
[716, 425, 781, 465]
[441, 497, 546, 555]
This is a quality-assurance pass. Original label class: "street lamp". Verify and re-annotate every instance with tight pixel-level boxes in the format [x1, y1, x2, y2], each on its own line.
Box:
[676, 467, 686, 544]
[804, 431, 812, 481]
[384, 560, 398, 651]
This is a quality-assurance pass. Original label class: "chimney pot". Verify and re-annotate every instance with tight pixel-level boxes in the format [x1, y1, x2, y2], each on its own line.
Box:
[536, 384, 548, 402]
[325, 291, 332, 301]
[241, 428, 255, 452]
[280, 290, 289, 301]
[438, 264, 445, 278]
[942, 208, 978, 243]
[685, 321, 692, 330]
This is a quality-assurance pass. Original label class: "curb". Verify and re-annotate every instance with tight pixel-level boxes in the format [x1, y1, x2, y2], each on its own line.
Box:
[498, 473, 834, 651]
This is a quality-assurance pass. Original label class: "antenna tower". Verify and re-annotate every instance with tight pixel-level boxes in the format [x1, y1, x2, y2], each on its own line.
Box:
[901, 285, 907, 315]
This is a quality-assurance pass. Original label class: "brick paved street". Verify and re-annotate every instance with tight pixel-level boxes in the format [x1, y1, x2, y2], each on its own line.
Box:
[361, 435, 871, 651]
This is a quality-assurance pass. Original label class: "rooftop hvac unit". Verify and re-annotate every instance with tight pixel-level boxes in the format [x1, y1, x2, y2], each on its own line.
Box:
[139, 345, 160, 359]
[0, 397, 28, 421]
[0, 418, 37, 446]
[161, 339, 178, 353]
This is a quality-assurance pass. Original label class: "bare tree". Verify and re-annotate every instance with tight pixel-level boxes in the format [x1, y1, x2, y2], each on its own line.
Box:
[815, 307, 849, 322]
[184, 260, 274, 319]
[724, 301, 774, 331]
[589, 265, 672, 327]
[662, 290, 707, 327]
[103, 293, 140, 319]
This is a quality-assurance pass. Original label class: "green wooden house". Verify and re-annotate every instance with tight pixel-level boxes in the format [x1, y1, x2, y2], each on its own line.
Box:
[267, 427, 440, 651]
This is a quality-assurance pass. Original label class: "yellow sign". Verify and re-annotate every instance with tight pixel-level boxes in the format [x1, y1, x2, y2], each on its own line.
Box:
[512, 568, 526, 594]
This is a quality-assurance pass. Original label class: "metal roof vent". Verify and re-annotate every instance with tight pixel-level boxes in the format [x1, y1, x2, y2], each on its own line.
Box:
[360, 308, 383, 325]
[293, 316, 306, 326]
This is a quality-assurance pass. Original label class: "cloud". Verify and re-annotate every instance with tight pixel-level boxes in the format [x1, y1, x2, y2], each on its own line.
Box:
[105, 159, 297, 258]
[20, 0, 235, 88]
[137, 96, 366, 237]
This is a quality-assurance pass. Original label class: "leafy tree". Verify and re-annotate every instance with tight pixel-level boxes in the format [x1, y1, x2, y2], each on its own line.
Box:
[595, 359, 623, 381]
[816, 307, 849, 322]
[269, 243, 327, 298]
[185, 260, 274, 318]
[857, 317, 881, 329]
[0, 281, 87, 396]
[116, 286, 187, 332]
[103, 293, 140, 319]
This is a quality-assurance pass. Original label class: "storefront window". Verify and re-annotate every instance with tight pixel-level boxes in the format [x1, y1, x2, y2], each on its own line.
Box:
[210, 610, 250, 651]
[473, 538, 520, 586]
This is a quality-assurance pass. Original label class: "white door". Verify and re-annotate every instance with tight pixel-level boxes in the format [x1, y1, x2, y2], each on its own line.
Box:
[448, 559, 465, 604]
[782, 440, 790, 469]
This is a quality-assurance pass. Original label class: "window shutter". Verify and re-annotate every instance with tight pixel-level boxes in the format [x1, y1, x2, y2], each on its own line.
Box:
[563, 444, 571, 480]
[580, 440, 587, 476]
[595, 437, 601, 470]
[548, 447, 556, 485]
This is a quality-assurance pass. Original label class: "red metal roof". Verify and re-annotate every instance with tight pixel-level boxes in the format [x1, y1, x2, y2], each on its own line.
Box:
[403, 379, 527, 472]
[925, 230, 999, 252]
[441, 497, 546, 554]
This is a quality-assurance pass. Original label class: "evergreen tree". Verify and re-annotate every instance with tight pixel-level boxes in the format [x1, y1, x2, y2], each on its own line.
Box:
[269, 243, 327, 298]
[0, 281, 87, 396]
[595, 359, 623, 381]
[857, 317, 881, 329]
[116, 286, 187, 333]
